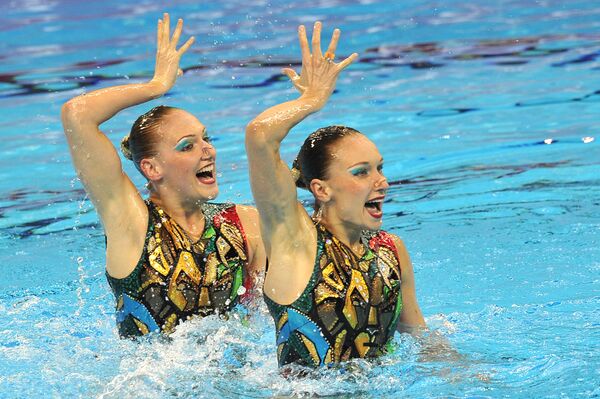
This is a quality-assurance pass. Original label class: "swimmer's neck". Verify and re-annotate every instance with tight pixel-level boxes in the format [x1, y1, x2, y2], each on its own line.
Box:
[319, 218, 364, 255]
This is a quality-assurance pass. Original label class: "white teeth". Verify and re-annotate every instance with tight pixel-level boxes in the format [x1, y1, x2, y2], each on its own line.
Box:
[197, 165, 214, 174]
[365, 198, 384, 212]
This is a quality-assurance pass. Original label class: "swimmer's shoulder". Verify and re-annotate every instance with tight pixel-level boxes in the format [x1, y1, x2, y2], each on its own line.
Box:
[234, 204, 259, 223]
[204, 201, 259, 247]
[206, 202, 259, 231]
[368, 229, 406, 255]
[233, 204, 262, 249]
[371, 230, 412, 273]
[387, 232, 408, 255]
[386, 232, 417, 279]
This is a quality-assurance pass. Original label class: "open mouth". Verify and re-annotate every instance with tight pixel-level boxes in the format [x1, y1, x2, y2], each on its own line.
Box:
[364, 197, 384, 219]
[196, 164, 216, 184]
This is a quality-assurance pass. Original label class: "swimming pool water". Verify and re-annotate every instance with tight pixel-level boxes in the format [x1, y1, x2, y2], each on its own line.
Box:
[1, 0, 599, 397]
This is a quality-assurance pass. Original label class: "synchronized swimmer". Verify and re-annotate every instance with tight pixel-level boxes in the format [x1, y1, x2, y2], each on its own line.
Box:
[61, 14, 265, 337]
[62, 14, 432, 367]
[246, 21, 426, 368]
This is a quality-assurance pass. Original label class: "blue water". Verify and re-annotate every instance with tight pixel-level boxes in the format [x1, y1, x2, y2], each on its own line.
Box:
[1, 0, 599, 397]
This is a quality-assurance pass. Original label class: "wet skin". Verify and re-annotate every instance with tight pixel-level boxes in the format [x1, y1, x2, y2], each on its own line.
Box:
[145, 109, 219, 209]
[312, 134, 389, 238]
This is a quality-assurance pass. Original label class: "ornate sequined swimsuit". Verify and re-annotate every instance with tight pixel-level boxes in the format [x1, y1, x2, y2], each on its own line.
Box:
[106, 200, 250, 337]
[264, 225, 403, 368]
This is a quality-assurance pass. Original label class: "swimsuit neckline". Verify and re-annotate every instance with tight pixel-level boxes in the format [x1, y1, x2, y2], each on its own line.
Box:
[316, 223, 372, 261]
[148, 199, 210, 245]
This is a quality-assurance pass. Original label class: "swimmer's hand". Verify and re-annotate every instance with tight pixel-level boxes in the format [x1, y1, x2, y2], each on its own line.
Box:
[281, 21, 358, 109]
[403, 326, 463, 363]
[419, 332, 464, 363]
[150, 13, 195, 94]
[406, 328, 491, 383]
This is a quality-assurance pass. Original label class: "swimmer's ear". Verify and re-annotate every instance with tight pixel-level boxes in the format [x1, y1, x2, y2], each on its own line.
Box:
[140, 157, 163, 182]
[309, 179, 331, 204]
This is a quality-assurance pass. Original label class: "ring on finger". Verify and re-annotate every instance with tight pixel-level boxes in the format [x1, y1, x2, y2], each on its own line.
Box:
[324, 51, 335, 62]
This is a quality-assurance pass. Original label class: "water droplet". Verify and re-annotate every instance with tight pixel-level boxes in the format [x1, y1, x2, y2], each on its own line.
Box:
[582, 136, 594, 144]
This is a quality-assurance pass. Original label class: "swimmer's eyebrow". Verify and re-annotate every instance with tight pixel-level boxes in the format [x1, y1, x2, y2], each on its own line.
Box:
[347, 158, 384, 168]
[175, 134, 196, 143]
[347, 162, 369, 169]
[173, 135, 198, 150]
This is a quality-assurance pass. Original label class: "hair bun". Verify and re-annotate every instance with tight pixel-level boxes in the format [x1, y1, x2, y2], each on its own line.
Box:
[291, 157, 309, 190]
[120, 135, 133, 160]
[290, 166, 299, 181]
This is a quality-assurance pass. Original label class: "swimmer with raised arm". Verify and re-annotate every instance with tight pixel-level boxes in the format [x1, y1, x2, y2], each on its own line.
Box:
[62, 14, 265, 337]
[245, 22, 426, 368]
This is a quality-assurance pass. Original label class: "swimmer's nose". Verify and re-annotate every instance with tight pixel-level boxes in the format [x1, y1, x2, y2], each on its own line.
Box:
[376, 175, 389, 191]
[202, 141, 215, 158]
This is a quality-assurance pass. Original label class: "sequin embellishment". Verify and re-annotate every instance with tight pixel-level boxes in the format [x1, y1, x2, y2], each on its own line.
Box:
[264, 225, 403, 367]
[107, 200, 249, 337]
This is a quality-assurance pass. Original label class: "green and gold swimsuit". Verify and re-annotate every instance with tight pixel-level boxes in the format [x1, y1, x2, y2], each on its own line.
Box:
[264, 224, 403, 367]
[106, 200, 250, 337]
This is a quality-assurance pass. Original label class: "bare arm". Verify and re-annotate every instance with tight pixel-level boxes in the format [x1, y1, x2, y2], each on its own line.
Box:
[245, 22, 358, 243]
[392, 235, 427, 332]
[392, 235, 463, 361]
[61, 14, 194, 231]
[245, 23, 357, 304]
[236, 205, 266, 291]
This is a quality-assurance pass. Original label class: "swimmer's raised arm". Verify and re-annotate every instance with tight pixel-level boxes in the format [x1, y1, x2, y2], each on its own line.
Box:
[61, 13, 194, 227]
[245, 22, 358, 241]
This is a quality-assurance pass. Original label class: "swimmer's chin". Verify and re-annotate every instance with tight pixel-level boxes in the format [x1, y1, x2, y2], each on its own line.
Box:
[206, 187, 219, 201]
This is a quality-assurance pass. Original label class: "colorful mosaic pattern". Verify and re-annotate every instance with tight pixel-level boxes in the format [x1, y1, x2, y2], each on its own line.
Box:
[264, 225, 403, 368]
[106, 200, 249, 337]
